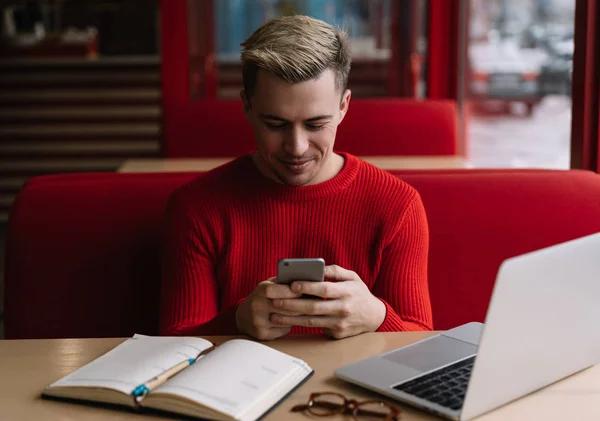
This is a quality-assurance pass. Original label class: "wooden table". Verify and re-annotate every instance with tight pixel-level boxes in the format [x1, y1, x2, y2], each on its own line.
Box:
[1, 333, 598, 421]
[118, 156, 469, 173]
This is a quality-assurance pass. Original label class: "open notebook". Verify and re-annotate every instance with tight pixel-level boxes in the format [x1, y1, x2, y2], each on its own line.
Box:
[42, 334, 314, 421]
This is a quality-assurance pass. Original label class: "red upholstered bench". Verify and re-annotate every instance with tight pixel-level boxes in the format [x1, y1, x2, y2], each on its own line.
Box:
[5, 169, 600, 339]
[164, 99, 457, 157]
[335, 99, 457, 155]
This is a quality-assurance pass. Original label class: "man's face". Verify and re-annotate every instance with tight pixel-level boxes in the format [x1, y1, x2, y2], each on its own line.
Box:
[242, 69, 351, 186]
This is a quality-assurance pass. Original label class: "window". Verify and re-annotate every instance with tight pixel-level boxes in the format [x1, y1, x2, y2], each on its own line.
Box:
[188, 0, 429, 99]
[463, 0, 576, 168]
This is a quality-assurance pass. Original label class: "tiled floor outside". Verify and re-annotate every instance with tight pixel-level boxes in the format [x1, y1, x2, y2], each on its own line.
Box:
[468, 95, 571, 169]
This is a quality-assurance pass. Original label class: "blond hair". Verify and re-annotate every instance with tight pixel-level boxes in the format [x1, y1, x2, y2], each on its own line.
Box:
[240, 15, 351, 98]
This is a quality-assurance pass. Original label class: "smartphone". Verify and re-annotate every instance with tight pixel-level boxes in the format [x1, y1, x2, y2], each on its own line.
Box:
[277, 258, 325, 285]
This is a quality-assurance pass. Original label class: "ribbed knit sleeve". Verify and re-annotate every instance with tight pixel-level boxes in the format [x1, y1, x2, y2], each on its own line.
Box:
[374, 192, 433, 331]
[160, 189, 241, 336]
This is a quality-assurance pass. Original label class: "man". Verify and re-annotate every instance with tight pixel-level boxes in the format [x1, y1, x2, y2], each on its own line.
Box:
[161, 15, 432, 340]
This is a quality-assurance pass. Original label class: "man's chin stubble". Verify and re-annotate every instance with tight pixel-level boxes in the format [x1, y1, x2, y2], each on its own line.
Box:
[272, 168, 315, 187]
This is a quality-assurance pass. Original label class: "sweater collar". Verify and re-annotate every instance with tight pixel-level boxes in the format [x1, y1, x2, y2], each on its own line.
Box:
[243, 152, 360, 201]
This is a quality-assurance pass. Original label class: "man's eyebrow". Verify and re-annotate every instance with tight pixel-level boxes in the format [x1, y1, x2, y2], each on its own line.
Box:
[305, 115, 333, 122]
[259, 114, 333, 122]
[259, 114, 287, 122]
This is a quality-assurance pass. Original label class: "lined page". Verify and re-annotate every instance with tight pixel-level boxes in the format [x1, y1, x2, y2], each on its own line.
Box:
[151, 339, 312, 418]
[49, 335, 214, 395]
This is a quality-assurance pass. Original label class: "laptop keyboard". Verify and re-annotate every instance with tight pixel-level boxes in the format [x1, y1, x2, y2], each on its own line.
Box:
[392, 356, 475, 411]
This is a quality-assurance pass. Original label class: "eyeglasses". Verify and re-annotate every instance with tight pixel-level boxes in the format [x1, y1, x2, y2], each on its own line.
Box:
[291, 392, 401, 420]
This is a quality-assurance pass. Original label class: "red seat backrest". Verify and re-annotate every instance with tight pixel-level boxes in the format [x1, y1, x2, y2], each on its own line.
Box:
[164, 99, 457, 157]
[335, 99, 457, 155]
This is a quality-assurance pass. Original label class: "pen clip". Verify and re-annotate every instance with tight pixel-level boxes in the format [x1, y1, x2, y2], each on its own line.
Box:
[132, 385, 149, 406]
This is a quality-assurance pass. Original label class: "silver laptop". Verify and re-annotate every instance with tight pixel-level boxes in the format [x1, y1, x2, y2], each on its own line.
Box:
[335, 232, 600, 420]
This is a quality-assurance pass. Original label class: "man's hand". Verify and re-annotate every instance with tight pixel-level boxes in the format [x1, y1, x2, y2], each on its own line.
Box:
[269, 265, 386, 339]
[235, 278, 303, 341]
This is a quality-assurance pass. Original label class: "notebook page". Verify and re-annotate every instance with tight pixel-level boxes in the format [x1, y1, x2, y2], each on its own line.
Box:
[49, 335, 214, 395]
[152, 339, 312, 418]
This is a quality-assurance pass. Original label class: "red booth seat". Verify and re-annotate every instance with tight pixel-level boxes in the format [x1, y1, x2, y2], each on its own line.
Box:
[164, 99, 457, 157]
[5, 169, 600, 339]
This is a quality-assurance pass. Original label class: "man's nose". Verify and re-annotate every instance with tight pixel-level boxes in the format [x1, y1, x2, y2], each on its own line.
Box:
[284, 126, 310, 157]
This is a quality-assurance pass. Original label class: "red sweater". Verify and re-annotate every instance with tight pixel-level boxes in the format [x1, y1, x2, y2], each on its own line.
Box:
[160, 152, 433, 336]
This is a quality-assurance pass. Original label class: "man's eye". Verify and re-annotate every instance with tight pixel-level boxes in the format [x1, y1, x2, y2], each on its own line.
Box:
[265, 122, 286, 130]
[306, 124, 325, 131]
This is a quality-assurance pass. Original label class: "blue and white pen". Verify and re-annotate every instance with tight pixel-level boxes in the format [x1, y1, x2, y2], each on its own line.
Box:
[131, 344, 216, 400]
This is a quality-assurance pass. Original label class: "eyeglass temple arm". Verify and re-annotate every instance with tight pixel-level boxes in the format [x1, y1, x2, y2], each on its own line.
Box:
[290, 404, 309, 412]
[355, 406, 398, 419]
[291, 400, 346, 413]
[290, 402, 393, 419]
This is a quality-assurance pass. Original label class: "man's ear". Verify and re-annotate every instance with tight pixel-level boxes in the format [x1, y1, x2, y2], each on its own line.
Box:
[338, 89, 352, 124]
